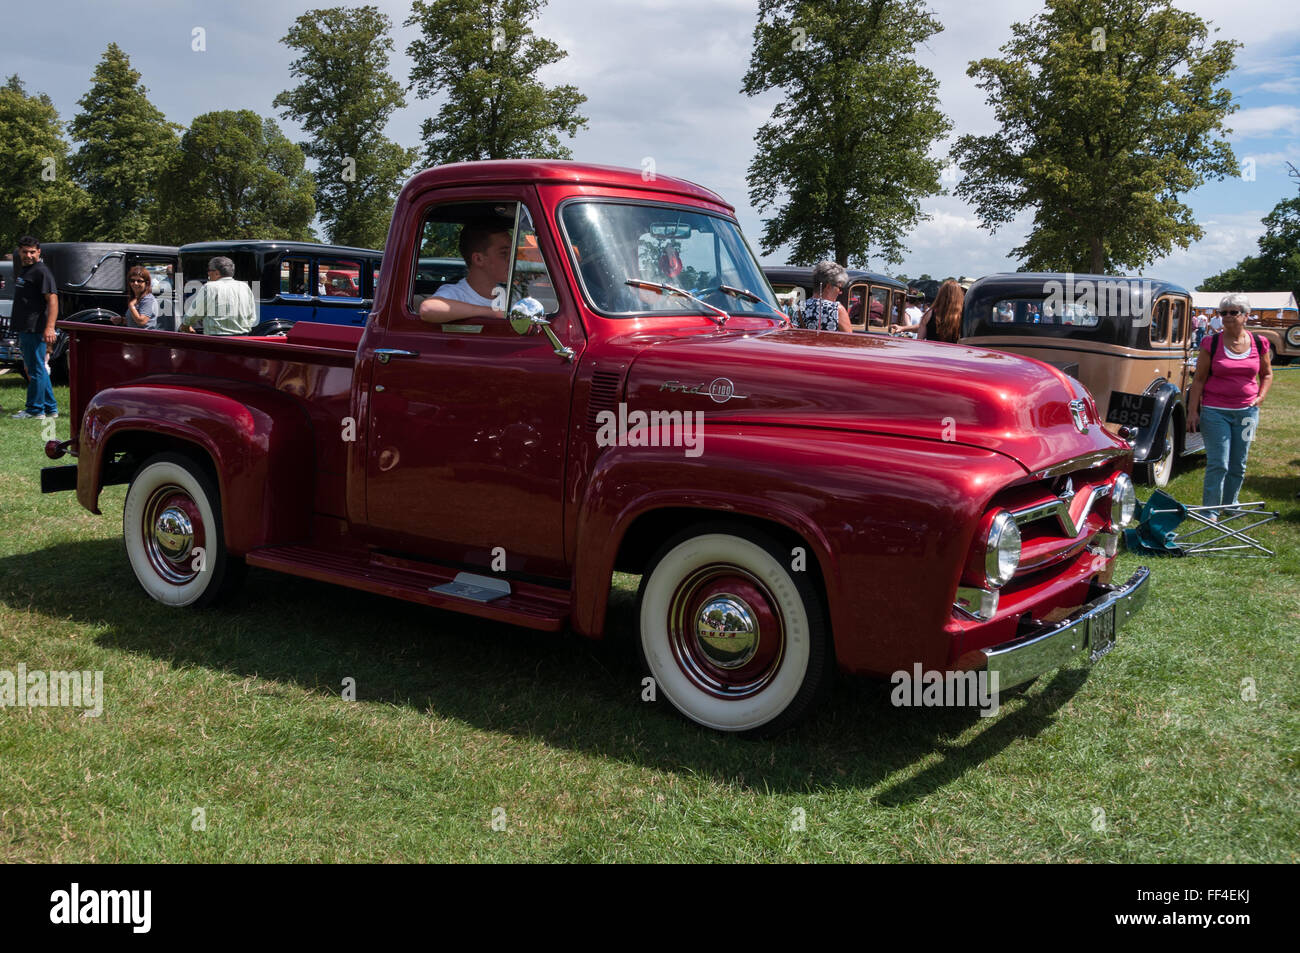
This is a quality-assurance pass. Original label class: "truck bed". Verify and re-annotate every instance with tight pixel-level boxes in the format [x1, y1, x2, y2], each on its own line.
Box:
[65, 321, 364, 519]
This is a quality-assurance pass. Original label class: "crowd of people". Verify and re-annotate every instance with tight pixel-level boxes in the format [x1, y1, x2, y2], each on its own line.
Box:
[5, 236, 260, 420]
[788, 259, 965, 344]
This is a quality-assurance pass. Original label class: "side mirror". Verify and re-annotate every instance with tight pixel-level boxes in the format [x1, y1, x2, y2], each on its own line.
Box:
[508, 296, 545, 335]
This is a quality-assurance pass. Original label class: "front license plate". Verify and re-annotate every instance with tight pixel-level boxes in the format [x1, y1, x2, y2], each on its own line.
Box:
[1088, 606, 1116, 661]
[1106, 391, 1157, 428]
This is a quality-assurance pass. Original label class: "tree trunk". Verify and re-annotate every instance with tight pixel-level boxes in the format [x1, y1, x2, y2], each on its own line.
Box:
[1089, 235, 1104, 274]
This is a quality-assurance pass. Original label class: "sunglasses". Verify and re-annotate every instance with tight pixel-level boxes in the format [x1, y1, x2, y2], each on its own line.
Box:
[1218, 309, 1242, 315]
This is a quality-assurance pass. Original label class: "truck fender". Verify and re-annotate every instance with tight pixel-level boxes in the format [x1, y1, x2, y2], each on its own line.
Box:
[77, 383, 316, 553]
[568, 428, 1016, 675]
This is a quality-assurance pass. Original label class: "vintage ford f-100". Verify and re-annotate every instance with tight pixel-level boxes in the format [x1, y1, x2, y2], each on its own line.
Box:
[41, 160, 1148, 734]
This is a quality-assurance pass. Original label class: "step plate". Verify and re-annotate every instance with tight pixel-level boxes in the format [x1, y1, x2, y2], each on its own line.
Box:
[431, 572, 512, 603]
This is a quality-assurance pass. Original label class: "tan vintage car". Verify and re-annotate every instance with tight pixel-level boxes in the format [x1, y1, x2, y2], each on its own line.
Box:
[962, 273, 1203, 487]
[1191, 291, 1298, 364]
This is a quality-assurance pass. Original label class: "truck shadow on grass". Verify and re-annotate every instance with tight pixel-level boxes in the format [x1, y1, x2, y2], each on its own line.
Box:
[1, 538, 1089, 800]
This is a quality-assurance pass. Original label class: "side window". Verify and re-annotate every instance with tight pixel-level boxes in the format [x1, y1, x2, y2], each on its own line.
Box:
[317, 258, 363, 299]
[280, 258, 311, 297]
[408, 200, 559, 320]
[844, 283, 867, 330]
[868, 287, 890, 329]
[1169, 300, 1185, 346]
[1151, 299, 1171, 345]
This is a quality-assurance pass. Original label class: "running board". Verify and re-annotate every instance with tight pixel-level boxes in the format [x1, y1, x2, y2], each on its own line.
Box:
[1181, 433, 1205, 457]
[244, 545, 569, 631]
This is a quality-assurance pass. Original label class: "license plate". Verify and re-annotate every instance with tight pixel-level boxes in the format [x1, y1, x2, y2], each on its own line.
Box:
[1088, 606, 1116, 661]
[1106, 391, 1157, 428]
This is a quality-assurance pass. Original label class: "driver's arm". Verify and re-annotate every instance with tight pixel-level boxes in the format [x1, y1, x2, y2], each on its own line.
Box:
[418, 296, 502, 324]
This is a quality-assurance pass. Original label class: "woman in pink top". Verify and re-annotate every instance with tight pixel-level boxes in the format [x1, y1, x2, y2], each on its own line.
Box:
[1186, 293, 1273, 515]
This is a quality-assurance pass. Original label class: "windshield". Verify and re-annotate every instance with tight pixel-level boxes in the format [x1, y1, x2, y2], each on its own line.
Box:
[560, 201, 780, 318]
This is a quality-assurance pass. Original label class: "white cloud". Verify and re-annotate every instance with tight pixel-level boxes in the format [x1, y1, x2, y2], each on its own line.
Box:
[1228, 105, 1300, 140]
[1147, 212, 1267, 288]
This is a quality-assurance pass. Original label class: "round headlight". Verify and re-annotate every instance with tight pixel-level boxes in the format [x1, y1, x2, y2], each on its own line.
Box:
[1111, 473, 1137, 527]
[985, 510, 1021, 588]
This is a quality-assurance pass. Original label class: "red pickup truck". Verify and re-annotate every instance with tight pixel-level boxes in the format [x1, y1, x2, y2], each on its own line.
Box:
[41, 160, 1148, 734]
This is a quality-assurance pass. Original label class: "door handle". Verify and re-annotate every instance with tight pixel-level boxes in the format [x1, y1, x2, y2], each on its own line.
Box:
[375, 348, 419, 364]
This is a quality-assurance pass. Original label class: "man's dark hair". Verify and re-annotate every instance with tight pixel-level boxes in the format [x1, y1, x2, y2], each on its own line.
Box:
[458, 221, 512, 265]
[17, 235, 40, 249]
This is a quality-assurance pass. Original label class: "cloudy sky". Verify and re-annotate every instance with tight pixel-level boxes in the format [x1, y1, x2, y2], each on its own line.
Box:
[4, 0, 1298, 289]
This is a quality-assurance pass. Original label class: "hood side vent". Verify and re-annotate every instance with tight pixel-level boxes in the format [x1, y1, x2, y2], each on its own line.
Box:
[587, 370, 624, 433]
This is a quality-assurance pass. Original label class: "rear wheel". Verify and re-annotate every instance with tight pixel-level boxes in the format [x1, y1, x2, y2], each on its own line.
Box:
[636, 524, 832, 735]
[123, 452, 242, 607]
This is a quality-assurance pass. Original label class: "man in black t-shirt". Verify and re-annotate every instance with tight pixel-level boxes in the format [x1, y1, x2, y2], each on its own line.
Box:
[9, 235, 59, 419]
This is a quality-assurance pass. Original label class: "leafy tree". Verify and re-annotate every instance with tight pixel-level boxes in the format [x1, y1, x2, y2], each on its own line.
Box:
[741, 0, 951, 268]
[953, 0, 1238, 274]
[0, 76, 85, 243]
[67, 44, 180, 243]
[157, 110, 316, 244]
[274, 5, 417, 249]
[1201, 168, 1300, 298]
[405, 0, 587, 166]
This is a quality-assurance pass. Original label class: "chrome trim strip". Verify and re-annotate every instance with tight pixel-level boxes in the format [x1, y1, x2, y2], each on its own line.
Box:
[981, 567, 1151, 689]
[1027, 449, 1124, 481]
[1013, 482, 1112, 537]
[954, 586, 999, 621]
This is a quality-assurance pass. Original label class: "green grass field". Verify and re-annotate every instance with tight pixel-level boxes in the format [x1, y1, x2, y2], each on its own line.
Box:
[1, 367, 1296, 862]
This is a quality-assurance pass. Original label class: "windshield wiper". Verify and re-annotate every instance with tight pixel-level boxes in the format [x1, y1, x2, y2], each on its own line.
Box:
[625, 279, 727, 328]
[712, 284, 786, 319]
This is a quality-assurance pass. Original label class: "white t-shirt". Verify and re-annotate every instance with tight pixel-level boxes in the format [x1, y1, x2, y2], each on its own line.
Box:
[1209, 315, 1224, 332]
[433, 278, 499, 309]
[905, 305, 923, 324]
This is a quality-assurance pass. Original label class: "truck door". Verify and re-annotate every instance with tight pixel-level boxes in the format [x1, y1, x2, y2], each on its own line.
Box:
[363, 191, 583, 579]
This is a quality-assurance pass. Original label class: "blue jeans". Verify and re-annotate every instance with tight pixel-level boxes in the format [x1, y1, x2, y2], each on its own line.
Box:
[18, 332, 57, 416]
[1201, 406, 1258, 511]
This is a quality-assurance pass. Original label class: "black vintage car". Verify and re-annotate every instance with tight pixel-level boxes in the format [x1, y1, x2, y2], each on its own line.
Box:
[763, 266, 910, 333]
[178, 240, 384, 331]
[961, 273, 1203, 486]
[0, 243, 179, 382]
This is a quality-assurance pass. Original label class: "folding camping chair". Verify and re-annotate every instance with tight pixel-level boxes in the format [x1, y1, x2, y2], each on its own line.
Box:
[1123, 490, 1278, 557]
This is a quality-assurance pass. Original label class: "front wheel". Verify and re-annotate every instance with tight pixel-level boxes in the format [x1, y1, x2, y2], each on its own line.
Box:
[636, 525, 832, 735]
[123, 452, 241, 607]
[1140, 432, 1176, 488]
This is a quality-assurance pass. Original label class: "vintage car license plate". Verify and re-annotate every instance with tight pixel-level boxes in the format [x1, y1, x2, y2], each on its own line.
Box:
[1089, 605, 1116, 661]
[1106, 391, 1157, 428]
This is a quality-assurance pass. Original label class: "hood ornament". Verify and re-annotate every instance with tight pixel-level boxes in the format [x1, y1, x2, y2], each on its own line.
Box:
[1068, 398, 1089, 434]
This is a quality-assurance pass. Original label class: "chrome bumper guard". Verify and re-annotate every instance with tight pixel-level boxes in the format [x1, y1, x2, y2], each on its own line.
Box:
[981, 567, 1151, 689]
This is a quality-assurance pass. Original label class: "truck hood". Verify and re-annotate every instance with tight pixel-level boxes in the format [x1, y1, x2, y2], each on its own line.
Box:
[620, 327, 1126, 474]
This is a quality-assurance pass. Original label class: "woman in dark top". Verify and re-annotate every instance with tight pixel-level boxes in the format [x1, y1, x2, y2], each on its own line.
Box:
[796, 260, 852, 332]
[917, 279, 963, 343]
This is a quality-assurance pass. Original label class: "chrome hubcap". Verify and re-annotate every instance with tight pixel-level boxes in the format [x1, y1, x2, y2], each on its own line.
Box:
[694, 596, 759, 669]
[154, 506, 194, 561]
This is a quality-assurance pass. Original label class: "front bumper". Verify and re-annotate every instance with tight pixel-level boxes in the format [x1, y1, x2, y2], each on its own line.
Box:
[980, 567, 1150, 689]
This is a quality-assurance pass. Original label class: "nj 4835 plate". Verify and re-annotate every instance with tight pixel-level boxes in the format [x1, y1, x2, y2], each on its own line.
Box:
[1106, 391, 1157, 428]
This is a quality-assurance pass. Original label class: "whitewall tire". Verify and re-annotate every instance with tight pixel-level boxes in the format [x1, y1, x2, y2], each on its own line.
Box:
[637, 525, 831, 734]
